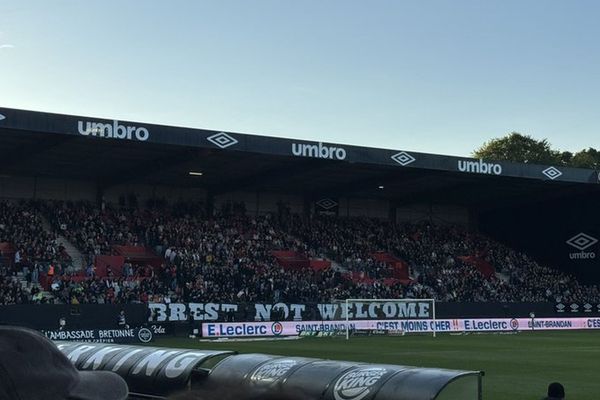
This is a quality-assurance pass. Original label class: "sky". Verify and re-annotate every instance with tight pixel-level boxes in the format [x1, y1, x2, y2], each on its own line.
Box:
[0, 0, 599, 157]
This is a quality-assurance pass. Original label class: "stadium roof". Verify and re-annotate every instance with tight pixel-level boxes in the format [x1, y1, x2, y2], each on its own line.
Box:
[0, 107, 598, 208]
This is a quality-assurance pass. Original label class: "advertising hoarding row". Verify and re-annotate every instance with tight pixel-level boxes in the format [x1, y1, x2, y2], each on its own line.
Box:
[202, 317, 600, 337]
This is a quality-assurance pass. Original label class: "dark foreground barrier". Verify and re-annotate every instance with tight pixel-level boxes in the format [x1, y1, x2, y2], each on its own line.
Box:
[56, 342, 234, 396]
[208, 354, 482, 400]
[57, 342, 483, 400]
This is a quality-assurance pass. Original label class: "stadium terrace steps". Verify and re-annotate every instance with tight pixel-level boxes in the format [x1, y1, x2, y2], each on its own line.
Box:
[39, 215, 85, 270]
[112, 245, 162, 267]
[58, 238, 85, 270]
[372, 252, 410, 281]
[271, 251, 333, 271]
[328, 260, 344, 272]
[309, 258, 332, 271]
[271, 250, 310, 269]
[458, 255, 496, 278]
[371, 252, 401, 264]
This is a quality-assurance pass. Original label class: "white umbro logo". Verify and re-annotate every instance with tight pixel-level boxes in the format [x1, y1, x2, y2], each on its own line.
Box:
[0, 114, 5, 121]
[316, 198, 338, 210]
[566, 233, 598, 251]
[207, 132, 238, 149]
[542, 166, 562, 180]
[391, 151, 416, 166]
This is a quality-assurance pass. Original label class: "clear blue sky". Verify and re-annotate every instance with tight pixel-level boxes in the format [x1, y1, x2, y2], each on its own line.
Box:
[1, 0, 599, 156]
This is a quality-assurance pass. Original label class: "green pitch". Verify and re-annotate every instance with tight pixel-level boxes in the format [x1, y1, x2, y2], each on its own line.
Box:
[155, 331, 599, 400]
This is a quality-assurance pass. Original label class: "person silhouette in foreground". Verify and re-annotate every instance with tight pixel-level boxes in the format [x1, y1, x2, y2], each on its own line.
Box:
[0, 326, 129, 400]
[543, 382, 565, 400]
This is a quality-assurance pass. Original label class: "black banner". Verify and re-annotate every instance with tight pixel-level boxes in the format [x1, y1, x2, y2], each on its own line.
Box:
[0, 302, 586, 332]
[148, 301, 434, 322]
[148, 301, 571, 323]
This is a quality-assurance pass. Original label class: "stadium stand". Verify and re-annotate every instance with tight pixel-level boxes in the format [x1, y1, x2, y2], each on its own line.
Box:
[0, 199, 598, 306]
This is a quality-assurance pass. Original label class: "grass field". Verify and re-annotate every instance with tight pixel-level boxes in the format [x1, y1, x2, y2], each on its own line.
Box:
[155, 331, 599, 400]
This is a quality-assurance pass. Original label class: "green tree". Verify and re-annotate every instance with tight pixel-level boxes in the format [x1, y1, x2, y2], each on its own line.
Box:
[557, 151, 573, 166]
[570, 148, 600, 169]
[473, 132, 563, 164]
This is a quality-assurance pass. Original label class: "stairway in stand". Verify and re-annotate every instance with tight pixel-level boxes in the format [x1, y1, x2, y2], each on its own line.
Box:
[39, 215, 86, 271]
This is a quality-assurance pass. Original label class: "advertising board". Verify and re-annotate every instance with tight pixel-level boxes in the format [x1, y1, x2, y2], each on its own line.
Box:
[202, 317, 600, 337]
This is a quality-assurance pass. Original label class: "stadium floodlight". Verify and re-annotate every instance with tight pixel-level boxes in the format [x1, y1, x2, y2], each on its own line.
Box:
[188, 171, 203, 176]
[342, 298, 437, 340]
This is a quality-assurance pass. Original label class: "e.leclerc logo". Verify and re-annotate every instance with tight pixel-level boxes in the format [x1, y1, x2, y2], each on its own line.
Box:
[271, 322, 283, 336]
[509, 318, 519, 331]
[77, 120, 149, 141]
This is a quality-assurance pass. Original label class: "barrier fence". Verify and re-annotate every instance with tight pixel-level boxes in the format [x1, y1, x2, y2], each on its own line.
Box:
[56, 342, 483, 400]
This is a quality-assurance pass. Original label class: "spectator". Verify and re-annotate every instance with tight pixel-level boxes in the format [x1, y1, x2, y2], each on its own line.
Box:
[544, 382, 565, 400]
[117, 310, 128, 328]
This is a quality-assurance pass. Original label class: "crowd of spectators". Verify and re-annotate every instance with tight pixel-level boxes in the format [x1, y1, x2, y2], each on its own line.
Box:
[0, 199, 599, 306]
[43, 200, 150, 257]
[0, 201, 71, 266]
[392, 223, 600, 303]
[289, 216, 600, 303]
[0, 201, 72, 304]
